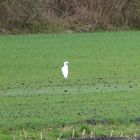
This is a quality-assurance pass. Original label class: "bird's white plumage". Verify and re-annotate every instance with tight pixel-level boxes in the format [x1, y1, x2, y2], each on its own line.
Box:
[61, 61, 69, 79]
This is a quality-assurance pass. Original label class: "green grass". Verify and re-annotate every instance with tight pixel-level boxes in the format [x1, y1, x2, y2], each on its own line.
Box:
[0, 31, 140, 89]
[0, 31, 140, 139]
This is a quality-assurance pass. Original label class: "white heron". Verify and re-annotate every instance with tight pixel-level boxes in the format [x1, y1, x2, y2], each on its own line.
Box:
[61, 61, 69, 79]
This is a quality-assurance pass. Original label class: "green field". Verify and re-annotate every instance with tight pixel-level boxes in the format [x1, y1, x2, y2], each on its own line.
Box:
[0, 31, 140, 139]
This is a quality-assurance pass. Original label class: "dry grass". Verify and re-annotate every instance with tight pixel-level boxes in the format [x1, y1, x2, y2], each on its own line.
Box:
[0, 0, 140, 34]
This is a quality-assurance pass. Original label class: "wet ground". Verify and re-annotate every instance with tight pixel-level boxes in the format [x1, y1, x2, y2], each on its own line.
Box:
[71, 136, 140, 140]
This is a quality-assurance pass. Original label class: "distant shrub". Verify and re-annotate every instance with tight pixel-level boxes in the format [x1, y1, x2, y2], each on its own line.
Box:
[0, 0, 139, 34]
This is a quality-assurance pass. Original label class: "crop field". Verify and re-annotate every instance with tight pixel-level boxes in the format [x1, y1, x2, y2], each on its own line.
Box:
[0, 31, 140, 139]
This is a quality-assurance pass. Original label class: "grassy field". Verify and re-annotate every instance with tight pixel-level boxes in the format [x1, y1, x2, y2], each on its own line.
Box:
[0, 31, 140, 139]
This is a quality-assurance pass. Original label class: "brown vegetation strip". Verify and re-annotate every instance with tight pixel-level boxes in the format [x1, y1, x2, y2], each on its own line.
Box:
[0, 0, 140, 34]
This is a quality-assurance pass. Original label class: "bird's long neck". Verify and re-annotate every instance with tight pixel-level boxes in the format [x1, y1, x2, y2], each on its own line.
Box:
[64, 64, 68, 66]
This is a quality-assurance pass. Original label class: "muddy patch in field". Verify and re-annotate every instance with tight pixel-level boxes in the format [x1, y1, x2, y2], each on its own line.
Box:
[71, 136, 140, 140]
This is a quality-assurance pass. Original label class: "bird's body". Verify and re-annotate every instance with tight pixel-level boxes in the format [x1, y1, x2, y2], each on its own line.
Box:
[61, 61, 69, 79]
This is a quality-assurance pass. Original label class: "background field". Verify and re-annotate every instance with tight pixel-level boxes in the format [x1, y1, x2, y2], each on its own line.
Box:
[0, 31, 140, 139]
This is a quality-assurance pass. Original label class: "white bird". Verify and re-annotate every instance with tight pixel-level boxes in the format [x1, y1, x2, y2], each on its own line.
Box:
[61, 61, 69, 79]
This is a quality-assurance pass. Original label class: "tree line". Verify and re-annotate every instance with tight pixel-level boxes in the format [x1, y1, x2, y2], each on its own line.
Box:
[0, 0, 140, 34]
